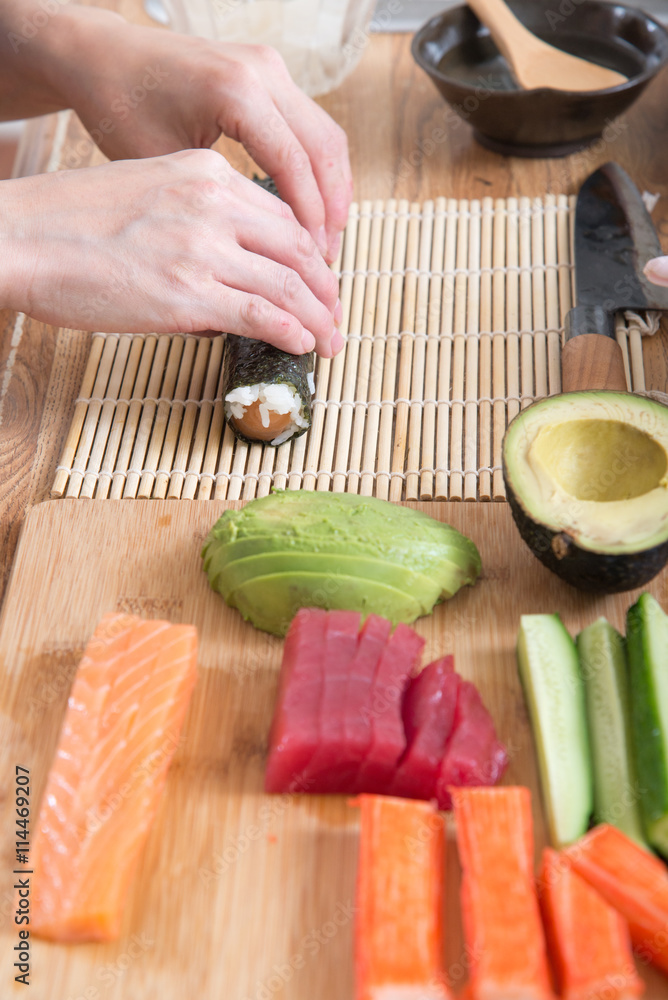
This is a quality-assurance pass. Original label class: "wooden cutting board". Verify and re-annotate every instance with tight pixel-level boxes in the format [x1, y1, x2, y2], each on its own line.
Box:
[0, 499, 667, 1000]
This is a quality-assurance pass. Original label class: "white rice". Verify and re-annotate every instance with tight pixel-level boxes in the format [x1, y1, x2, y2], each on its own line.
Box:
[225, 382, 309, 446]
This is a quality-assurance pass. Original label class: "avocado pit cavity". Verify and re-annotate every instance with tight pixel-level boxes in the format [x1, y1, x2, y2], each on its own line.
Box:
[530, 419, 668, 502]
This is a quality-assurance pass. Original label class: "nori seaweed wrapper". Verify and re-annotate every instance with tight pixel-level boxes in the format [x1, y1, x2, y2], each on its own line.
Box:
[222, 334, 314, 445]
[252, 174, 280, 198]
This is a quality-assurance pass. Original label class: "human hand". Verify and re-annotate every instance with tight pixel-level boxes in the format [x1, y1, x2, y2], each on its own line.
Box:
[44, 7, 352, 263]
[645, 257, 668, 285]
[0, 150, 342, 356]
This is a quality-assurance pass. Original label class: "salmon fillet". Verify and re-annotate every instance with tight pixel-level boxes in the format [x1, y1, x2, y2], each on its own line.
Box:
[30, 612, 198, 942]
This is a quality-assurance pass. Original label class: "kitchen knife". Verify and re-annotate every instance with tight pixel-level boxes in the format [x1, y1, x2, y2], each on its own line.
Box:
[562, 162, 668, 393]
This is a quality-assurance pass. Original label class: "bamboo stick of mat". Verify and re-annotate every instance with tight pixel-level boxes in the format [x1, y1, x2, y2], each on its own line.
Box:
[448, 199, 469, 501]
[119, 334, 171, 498]
[242, 443, 263, 501]
[197, 353, 227, 500]
[519, 197, 534, 410]
[323, 201, 371, 492]
[293, 236, 344, 493]
[76, 332, 133, 499]
[286, 432, 307, 492]
[434, 198, 459, 500]
[65, 334, 130, 498]
[531, 196, 548, 404]
[390, 202, 421, 502]
[257, 439, 280, 496]
[376, 199, 410, 501]
[333, 200, 375, 493]
[615, 313, 632, 390]
[492, 197, 508, 500]
[212, 422, 237, 501]
[629, 322, 645, 392]
[543, 195, 562, 396]
[108, 334, 161, 499]
[477, 197, 494, 501]
[181, 335, 225, 500]
[405, 201, 433, 501]
[420, 196, 446, 500]
[93, 334, 146, 499]
[346, 199, 385, 496]
[359, 203, 396, 496]
[505, 197, 521, 432]
[51, 333, 106, 497]
[302, 203, 357, 491]
[464, 200, 482, 501]
[162, 336, 211, 499]
[138, 335, 193, 498]
[65, 334, 121, 498]
[556, 195, 573, 330]
[225, 434, 249, 501]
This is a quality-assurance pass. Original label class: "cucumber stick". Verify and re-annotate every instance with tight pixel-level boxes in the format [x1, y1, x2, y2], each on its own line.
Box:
[577, 618, 647, 848]
[626, 593, 668, 856]
[517, 614, 593, 847]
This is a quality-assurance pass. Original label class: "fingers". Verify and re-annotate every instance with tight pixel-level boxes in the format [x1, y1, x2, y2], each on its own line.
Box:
[201, 282, 342, 357]
[645, 257, 668, 285]
[210, 245, 338, 355]
[270, 86, 352, 261]
[217, 48, 351, 262]
[233, 201, 340, 315]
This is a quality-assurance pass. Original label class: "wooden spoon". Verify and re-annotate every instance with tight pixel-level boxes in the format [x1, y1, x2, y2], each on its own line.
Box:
[468, 0, 627, 92]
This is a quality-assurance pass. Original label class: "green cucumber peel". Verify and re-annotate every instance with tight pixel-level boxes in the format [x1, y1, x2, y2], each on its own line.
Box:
[517, 613, 593, 848]
[577, 617, 648, 849]
[626, 593, 668, 856]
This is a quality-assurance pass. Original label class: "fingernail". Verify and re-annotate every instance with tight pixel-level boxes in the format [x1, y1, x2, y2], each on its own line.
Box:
[331, 330, 345, 355]
[317, 225, 328, 257]
[645, 257, 668, 282]
[302, 331, 316, 352]
[334, 298, 343, 325]
[328, 232, 342, 262]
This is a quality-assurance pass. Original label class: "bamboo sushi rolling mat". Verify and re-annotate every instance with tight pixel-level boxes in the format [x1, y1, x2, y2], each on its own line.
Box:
[52, 194, 656, 504]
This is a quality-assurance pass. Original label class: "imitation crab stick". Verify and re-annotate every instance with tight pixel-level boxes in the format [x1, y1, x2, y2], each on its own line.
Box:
[562, 823, 668, 974]
[31, 612, 198, 942]
[354, 794, 451, 1000]
[538, 847, 644, 1000]
[451, 786, 555, 1000]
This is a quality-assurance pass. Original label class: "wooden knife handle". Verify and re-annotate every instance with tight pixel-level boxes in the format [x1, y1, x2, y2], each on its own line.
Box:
[561, 334, 628, 393]
[561, 305, 628, 393]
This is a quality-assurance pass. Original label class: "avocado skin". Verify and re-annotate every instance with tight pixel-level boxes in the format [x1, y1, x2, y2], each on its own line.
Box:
[504, 478, 668, 594]
[202, 491, 481, 634]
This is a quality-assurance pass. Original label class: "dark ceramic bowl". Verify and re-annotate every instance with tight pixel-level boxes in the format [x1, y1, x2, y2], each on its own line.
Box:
[411, 0, 668, 157]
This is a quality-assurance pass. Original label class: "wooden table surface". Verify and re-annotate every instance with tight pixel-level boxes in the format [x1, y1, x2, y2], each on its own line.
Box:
[2, 5, 668, 609]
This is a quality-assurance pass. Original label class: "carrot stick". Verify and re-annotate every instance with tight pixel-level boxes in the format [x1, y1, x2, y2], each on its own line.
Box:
[538, 847, 644, 1000]
[452, 786, 555, 1000]
[354, 794, 451, 1000]
[562, 823, 668, 974]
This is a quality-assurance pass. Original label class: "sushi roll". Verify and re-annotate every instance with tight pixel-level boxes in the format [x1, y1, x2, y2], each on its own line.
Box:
[222, 334, 315, 446]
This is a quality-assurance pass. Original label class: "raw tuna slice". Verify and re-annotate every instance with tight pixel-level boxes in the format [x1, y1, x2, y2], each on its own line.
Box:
[435, 680, 508, 810]
[390, 656, 460, 801]
[302, 610, 362, 791]
[342, 614, 393, 782]
[264, 607, 328, 793]
[354, 624, 425, 793]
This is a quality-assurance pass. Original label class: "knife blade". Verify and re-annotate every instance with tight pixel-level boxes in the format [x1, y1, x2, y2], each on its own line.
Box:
[561, 162, 668, 393]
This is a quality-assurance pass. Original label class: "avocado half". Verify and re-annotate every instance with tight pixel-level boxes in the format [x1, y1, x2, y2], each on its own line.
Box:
[502, 391, 668, 593]
[202, 490, 481, 635]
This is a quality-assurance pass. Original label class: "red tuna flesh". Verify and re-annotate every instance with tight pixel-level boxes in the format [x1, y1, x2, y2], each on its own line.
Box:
[264, 608, 329, 793]
[354, 624, 425, 793]
[390, 656, 460, 801]
[301, 610, 362, 791]
[435, 680, 508, 810]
